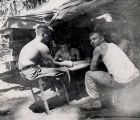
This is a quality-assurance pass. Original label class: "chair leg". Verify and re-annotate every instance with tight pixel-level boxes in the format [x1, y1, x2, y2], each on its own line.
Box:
[57, 78, 69, 104]
[30, 86, 38, 104]
[63, 83, 70, 104]
[56, 77, 70, 104]
[38, 79, 50, 114]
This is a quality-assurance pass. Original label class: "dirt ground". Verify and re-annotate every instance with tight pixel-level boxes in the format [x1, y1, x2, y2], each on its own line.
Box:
[0, 70, 90, 120]
[1, 71, 140, 120]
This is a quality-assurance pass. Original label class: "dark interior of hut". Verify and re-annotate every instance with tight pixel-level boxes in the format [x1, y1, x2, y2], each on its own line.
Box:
[52, 21, 93, 59]
[51, 19, 107, 71]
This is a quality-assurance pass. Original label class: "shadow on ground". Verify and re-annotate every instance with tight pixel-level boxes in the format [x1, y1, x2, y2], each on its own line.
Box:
[1, 69, 140, 120]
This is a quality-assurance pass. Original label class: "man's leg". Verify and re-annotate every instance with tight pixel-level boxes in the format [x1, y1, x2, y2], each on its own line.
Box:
[83, 70, 122, 110]
[85, 70, 123, 99]
[39, 67, 71, 90]
[40, 67, 69, 82]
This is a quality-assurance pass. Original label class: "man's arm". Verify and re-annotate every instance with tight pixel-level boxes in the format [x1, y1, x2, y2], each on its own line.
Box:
[70, 48, 80, 61]
[54, 50, 62, 61]
[90, 46, 102, 71]
[39, 43, 73, 67]
[75, 49, 80, 61]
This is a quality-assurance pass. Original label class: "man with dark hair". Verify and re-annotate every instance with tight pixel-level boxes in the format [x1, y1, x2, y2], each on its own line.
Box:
[54, 43, 71, 61]
[82, 30, 139, 110]
[18, 24, 73, 81]
[54, 43, 80, 62]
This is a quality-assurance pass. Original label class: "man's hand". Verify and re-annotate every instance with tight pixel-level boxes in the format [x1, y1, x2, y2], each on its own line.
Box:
[58, 58, 63, 61]
[61, 60, 74, 67]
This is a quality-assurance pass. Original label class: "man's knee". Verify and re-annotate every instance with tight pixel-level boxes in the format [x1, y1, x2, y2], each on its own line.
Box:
[86, 71, 93, 77]
[85, 71, 96, 84]
[85, 71, 97, 79]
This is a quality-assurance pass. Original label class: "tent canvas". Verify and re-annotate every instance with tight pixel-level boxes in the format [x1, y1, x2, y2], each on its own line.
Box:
[0, 0, 140, 71]
[1, 0, 139, 58]
[1, 0, 115, 30]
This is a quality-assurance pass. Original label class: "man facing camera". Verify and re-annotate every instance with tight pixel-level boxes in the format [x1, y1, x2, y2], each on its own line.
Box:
[54, 43, 80, 62]
[82, 29, 139, 110]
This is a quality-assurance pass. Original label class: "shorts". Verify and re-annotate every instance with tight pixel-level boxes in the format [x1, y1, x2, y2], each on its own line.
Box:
[20, 65, 70, 82]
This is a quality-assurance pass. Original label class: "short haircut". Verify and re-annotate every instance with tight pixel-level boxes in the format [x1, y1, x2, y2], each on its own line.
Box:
[35, 24, 52, 35]
[89, 28, 104, 37]
[60, 42, 67, 45]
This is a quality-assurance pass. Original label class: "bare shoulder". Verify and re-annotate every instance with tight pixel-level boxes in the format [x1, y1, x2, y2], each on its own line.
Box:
[70, 48, 79, 53]
[20, 41, 36, 52]
[94, 43, 108, 56]
[71, 48, 78, 51]
[94, 45, 103, 53]
[37, 42, 49, 51]
[56, 49, 61, 53]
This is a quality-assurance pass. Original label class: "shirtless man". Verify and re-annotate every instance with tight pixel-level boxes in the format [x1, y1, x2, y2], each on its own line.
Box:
[54, 43, 80, 62]
[18, 24, 73, 81]
[70, 47, 80, 61]
[54, 43, 71, 61]
[82, 29, 139, 110]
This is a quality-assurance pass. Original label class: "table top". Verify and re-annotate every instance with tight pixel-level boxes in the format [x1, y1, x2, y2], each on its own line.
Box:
[68, 60, 90, 71]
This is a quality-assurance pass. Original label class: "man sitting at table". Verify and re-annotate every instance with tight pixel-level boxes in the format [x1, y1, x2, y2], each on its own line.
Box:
[69, 44, 81, 61]
[54, 43, 71, 62]
[18, 24, 73, 81]
[82, 28, 139, 110]
[54, 43, 80, 62]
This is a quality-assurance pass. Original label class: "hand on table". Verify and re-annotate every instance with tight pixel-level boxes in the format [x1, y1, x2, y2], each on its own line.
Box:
[62, 60, 74, 67]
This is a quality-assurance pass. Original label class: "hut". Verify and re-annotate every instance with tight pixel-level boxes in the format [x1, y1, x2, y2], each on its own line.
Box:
[0, 0, 140, 111]
[0, 0, 140, 71]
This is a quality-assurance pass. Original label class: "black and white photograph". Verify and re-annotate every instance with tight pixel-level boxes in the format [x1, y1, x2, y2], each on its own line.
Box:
[0, 0, 140, 120]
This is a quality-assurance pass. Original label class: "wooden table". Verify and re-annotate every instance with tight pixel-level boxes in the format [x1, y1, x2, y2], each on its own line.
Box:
[67, 60, 90, 96]
[68, 60, 90, 71]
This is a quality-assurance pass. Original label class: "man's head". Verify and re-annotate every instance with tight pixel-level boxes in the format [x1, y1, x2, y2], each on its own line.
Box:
[60, 43, 68, 52]
[35, 24, 52, 43]
[89, 29, 104, 47]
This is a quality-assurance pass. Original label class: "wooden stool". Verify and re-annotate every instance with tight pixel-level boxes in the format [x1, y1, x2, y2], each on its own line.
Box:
[20, 73, 69, 114]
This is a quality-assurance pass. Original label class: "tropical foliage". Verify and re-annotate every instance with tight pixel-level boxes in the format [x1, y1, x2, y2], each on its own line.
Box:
[0, 0, 48, 62]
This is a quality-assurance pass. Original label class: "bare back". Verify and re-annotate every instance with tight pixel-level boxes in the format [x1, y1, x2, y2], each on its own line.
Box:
[18, 40, 54, 69]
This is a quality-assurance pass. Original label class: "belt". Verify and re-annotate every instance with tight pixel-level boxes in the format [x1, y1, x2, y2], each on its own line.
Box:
[19, 65, 37, 71]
